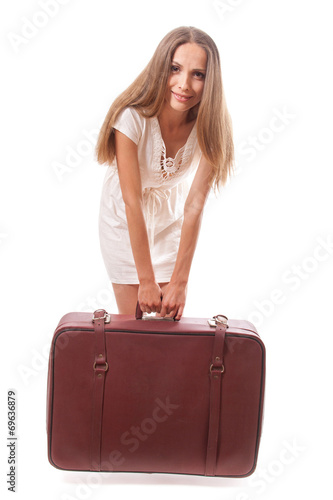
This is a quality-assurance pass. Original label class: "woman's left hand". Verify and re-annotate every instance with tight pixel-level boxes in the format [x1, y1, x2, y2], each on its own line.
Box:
[160, 281, 187, 321]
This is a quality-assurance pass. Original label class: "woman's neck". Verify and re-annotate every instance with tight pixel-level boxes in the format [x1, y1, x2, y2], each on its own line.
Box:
[158, 101, 196, 133]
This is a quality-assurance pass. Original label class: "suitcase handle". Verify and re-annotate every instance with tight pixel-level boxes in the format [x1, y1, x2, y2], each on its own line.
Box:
[135, 302, 176, 321]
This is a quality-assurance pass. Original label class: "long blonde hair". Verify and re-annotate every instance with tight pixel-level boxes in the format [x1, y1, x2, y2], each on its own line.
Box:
[95, 26, 234, 188]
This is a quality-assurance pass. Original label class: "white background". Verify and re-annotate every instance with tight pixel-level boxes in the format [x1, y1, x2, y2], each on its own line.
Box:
[1, 0, 332, 498]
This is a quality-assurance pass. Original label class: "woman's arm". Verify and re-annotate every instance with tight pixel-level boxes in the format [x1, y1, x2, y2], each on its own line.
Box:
[115, 130, 162, 313]
[160, 157, 214, 320]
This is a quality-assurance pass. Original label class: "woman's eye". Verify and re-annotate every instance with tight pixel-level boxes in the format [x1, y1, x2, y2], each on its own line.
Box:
[171, 66, 179, 72]
[194, 71, 205, 79]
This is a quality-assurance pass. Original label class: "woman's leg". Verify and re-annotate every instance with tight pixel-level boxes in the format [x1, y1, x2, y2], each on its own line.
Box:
[159, 282, 169, 294]
[112, 283, 139, 314]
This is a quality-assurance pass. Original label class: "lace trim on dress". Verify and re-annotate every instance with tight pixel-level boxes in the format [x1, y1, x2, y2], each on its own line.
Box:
[151, 117, 197, 182]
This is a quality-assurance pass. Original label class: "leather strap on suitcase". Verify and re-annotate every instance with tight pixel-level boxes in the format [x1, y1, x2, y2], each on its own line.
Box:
[91, 309, 110, 471]
[205, 317, 227, 476]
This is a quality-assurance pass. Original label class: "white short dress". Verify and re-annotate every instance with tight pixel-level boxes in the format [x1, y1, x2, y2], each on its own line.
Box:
[98, 107, 202, 284]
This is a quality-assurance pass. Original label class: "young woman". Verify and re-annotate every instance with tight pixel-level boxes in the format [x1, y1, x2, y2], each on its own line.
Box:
[96, 26, 234, 320]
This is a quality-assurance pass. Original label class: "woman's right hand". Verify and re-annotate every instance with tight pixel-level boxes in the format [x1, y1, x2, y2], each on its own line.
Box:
[138, 281, 162, 314]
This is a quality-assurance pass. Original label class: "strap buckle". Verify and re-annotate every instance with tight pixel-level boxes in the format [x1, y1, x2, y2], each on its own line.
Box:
[210, 363, 225, 374]
[93, 361, 109, 372]
[92, 309, 111, 324]
[208, 315, 228, 327]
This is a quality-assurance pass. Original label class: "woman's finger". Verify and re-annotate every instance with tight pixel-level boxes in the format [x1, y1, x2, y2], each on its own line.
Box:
[159, 304, 167, 317]
[175, 304, 184, 321]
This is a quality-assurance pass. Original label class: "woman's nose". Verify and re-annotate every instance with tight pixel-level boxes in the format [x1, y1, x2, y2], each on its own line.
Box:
[178, 73, 190, 91]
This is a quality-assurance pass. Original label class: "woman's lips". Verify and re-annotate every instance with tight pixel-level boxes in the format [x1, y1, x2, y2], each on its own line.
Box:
[172, 91, 192, 102]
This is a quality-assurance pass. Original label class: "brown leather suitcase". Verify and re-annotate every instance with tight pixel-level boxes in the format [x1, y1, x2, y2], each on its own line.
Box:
[47, 308, 265, 477]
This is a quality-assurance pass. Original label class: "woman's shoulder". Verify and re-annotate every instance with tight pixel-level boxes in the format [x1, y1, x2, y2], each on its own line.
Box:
[116, 106, 146, 126]
[114, 106, 147, 145]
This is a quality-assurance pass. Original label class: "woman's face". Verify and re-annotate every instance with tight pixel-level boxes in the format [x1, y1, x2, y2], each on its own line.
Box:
[164, 43, 207, 114]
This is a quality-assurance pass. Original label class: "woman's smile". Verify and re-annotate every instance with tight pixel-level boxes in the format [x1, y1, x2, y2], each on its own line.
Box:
[172, 91, 193, 102]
